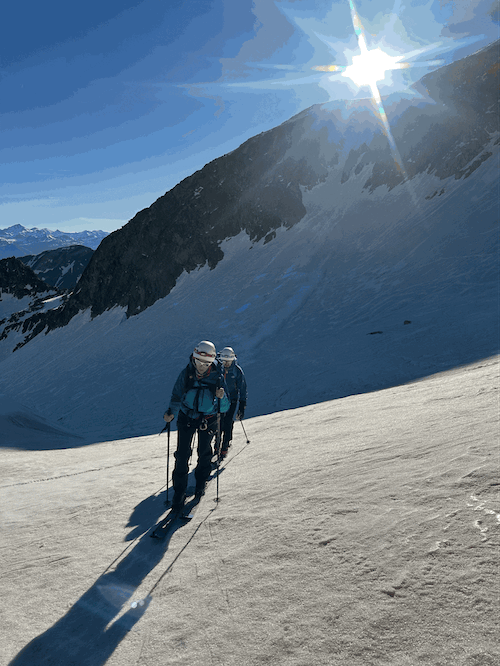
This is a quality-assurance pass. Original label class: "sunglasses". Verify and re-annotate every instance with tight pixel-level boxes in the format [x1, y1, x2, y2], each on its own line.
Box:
[194, 356, 212, 366]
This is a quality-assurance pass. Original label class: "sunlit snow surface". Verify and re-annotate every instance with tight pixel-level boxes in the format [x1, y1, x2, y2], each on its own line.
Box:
[1, 358, 498, 665]
[0, 138, 498, 444]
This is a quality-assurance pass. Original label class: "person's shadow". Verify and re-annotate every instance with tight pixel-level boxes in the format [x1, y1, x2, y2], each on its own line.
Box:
[8, 470, 221, 666]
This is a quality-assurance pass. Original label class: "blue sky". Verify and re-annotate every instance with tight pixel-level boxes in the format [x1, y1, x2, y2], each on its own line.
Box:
[0, 0, 497, 233]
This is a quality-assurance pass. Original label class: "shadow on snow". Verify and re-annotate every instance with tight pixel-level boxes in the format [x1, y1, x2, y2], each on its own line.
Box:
[8, 467, 225, 666]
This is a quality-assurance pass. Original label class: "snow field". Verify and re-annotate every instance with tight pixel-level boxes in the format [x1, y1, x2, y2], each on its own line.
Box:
[2, 356, 498, 665]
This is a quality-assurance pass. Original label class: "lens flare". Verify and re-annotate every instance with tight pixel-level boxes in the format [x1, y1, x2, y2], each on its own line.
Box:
[312, 0, 417, 195]
[343, 48, 408, 89]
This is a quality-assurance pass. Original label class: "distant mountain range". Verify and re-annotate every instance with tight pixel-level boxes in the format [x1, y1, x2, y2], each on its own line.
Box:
[0, 224, 108, 259]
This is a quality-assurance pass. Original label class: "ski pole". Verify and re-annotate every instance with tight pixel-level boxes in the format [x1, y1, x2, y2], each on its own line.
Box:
[215, 363, 224, 503]
[165, 422, 171, 506]
[215, 410, 221, 504]
[240, 418, 250, 444]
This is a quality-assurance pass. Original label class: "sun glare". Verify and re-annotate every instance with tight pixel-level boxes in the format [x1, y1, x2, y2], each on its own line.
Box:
[311, 0, 418, 203]
[342, 47, 406, 89]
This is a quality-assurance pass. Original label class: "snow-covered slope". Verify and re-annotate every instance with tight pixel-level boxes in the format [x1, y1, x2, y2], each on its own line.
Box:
[2, 357, 498, 665]
[0, 394, 80, 449]
[0, 294, 66, 362]
[0, 139, 497, 443]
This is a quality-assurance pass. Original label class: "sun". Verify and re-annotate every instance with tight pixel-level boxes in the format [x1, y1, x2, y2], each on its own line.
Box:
[342, 47, 407, 89]
[311, 0, 414, 186]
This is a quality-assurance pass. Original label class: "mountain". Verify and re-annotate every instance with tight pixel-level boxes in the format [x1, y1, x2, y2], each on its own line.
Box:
[0, 224, 108, 259]
[18, 245, 94, 291]
[0, 257, 54, 301]
[0, 42, 497, 442]
[0, 257, 65, 360]
[14, 40, 499, 336]
[0, 245, 93, 357]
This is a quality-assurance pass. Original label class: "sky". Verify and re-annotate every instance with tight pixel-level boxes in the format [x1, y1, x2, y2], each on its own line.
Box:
[0, 0, 498, 233]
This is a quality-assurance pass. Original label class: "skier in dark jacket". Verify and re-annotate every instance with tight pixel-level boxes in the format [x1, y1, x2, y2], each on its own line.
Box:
[217, 347, 247, 457]
[164, 341, 230, 510]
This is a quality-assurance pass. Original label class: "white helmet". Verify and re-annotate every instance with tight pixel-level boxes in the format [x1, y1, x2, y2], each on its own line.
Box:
[219, 347, 236, 362]
[193, 340, 217, 364]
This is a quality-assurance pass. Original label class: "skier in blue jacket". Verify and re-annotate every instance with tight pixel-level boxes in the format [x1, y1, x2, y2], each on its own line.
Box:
[217, 347, 248, 458]
[164, 341, 230, 510]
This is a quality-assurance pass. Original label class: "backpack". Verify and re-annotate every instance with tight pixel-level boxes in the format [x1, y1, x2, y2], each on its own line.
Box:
[181, 363, 219, 415]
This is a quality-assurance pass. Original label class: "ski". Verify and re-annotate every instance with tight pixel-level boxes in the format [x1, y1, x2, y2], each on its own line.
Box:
[181, 493, 203, 520]
[149, 494, 203, 538]
[150, 508, 182, 539]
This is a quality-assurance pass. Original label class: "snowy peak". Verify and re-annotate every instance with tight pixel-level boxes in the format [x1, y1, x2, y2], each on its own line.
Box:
[0, 225, 108, 259]
[2, 224, 25, 235]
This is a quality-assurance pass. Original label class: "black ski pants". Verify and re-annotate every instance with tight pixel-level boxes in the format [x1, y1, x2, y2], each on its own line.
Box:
[220, 401, 238, 449]
[172, 411, 217, 496]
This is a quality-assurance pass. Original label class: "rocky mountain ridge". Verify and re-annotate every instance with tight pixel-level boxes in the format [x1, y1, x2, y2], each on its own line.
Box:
[0, 243, 93, 355]
[0, 257, 55, 301]
[0, 257, 64, 358]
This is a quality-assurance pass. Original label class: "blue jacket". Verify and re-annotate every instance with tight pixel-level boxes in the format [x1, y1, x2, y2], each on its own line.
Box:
[223, 362, 247, 404]
[167, 359, 230, 420]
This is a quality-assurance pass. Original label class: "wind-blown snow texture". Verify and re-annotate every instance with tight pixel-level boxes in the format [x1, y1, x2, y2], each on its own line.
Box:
[2, 358, 498, 665]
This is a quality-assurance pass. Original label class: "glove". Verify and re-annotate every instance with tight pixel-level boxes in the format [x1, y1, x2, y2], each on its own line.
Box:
[237, 404, 246, 420]
[163, 410, 174, 423]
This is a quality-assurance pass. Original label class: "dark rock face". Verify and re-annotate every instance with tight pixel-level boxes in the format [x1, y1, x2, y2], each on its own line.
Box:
[19, 245, 94, 290]
[0, 258, 63, 350]
[43, 115, 331, 323]
[15, 40, 500, 341]
[0, 257, 54, 300]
